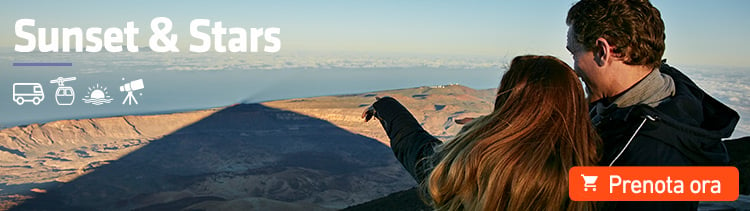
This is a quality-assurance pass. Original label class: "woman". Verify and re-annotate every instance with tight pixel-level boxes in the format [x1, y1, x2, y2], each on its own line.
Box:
[363, 55, 600, 210]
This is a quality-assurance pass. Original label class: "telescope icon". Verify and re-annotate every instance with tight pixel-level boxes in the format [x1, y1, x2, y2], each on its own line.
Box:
[120, 79, 144, 105]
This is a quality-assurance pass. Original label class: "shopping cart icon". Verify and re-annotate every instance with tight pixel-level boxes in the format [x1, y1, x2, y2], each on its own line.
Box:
[581, 174, 598, 192]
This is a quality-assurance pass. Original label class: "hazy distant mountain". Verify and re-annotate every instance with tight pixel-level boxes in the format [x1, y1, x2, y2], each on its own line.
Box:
[0, 85, 495, 210]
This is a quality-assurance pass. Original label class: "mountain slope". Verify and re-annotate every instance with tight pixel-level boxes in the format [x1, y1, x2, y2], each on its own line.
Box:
[0, 85, 495, 210]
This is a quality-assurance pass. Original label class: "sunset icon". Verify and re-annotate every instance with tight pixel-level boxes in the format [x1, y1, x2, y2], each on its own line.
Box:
[82, 84, 114, 105]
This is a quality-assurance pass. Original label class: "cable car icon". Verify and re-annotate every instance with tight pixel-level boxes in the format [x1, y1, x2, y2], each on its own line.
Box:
[50, 77, 76, 106]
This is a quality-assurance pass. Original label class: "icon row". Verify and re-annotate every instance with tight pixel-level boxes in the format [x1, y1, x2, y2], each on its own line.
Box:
[12, 77, 145, 106]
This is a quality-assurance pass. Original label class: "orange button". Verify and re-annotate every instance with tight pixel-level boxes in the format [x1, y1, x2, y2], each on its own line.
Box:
[569, 167, 739, 201]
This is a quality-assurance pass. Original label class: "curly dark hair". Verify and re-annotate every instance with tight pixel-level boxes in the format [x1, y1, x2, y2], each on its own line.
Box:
[567, 0, 665, 69]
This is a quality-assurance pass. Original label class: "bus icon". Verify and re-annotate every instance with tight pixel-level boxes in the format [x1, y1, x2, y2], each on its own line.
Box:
[12, 83, 45, 105]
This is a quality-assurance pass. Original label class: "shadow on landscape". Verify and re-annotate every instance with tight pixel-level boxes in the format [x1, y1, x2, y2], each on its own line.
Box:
[15, 102, 744, 210]
[11, 104, 414, 210]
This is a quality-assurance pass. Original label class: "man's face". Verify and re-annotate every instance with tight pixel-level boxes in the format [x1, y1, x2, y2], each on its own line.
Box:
[566, 26, 601, 97]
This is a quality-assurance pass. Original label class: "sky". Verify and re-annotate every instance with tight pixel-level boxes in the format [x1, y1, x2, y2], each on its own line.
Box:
[1, 0, 749, 67]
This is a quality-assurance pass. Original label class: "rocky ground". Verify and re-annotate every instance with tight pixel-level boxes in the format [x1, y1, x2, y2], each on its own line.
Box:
[0, 85, 495, 210]
[3, 84, 747, 210]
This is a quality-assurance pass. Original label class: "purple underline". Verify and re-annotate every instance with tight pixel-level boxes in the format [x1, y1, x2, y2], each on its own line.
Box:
[13, 62, 73, 67]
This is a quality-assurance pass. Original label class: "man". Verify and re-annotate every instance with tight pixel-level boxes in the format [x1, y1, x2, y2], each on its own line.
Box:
[566, 0, 740, 210]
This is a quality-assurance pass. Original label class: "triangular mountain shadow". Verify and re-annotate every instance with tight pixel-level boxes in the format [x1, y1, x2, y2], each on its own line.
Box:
[11, 104, 415, 210]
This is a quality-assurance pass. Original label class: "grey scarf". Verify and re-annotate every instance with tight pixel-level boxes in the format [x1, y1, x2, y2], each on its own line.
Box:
[612, 68, 676, 108]
[592, 68, 676, 119]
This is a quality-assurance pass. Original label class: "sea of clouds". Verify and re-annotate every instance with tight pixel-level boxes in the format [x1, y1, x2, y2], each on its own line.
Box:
[2, 52, 748, 138]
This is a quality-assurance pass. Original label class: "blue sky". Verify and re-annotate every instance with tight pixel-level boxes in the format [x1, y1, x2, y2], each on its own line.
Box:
[2, 0, 749, 67]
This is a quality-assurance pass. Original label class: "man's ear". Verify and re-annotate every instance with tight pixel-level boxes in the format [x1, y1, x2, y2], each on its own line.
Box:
[594, 37, 610, 67]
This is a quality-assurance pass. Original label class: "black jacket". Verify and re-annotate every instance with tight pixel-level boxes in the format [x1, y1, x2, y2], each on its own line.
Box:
[372, 97, 440, 183]
[372, 63, 743, 210]
[591, 63, 740, 210]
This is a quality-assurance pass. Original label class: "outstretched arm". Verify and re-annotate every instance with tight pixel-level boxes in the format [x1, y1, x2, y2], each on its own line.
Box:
[363, 97, 441, 183]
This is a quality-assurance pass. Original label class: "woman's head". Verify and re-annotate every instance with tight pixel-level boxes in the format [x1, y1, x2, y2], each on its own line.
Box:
[424, 55, 600, 210]
[493, 55, 589, 122]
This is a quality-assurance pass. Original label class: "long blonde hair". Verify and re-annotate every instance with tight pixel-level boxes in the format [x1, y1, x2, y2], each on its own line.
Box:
[423, 55, 600, 210]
